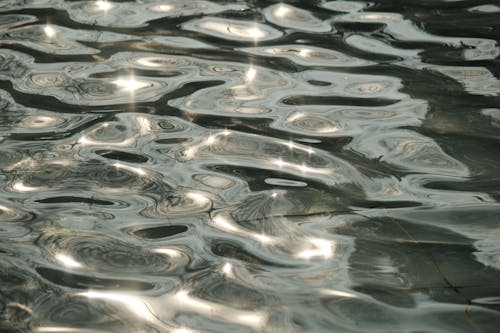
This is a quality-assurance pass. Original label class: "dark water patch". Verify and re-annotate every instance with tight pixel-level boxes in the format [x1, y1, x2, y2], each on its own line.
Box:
[97, 150, 150, 163]
[90, 69, 182, 79]
[36, 267, 155, 290]
[35, 196, 115, 206]
[283, 95, 400, 107]
[211, 240, 295, 268]
[155, 137, 190, 144]
[133, 225, 188, 239]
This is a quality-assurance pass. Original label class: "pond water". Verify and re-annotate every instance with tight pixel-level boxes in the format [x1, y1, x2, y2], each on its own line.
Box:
[1, 0, 500, 332]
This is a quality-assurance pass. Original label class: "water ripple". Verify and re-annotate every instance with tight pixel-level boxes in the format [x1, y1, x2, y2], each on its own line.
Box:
[1, 1, 499, 332]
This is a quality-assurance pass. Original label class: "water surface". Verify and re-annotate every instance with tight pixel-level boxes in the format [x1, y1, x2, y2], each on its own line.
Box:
[1, 0, 500, 332]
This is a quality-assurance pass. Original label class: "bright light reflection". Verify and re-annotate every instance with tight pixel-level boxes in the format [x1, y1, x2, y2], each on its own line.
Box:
[174, 290, 266, 329]
[5, 158, 35, 172]
[173, 328, 197, 333]
[206, 135, 216, 145]
[78, 135, 91, 145]
[272, 159, 330, 175]
[24, 115, 57, 128]
[183, 146, 199, 160]
[78, 134, 136, 147]
[136, 116, 153, 135]
[299, 163, 311, 173]
[113, 162, 146, 176]
[274, 5, 291, 18]
[156, 4, 174, 12]
[212, 215, 238, 232]
[255, 234, 272, 244]
[297, 238, 335, 259]
[182, 130, 232, 160]
[285, 140, 296, 149]
[55, 253, 82, 268]
[320, 289, 356, 298]
[12, 181, 38, 192]
[153, 248, 182, 258]
[287, 112, 305, 122]
[0, 204, 12, 213]
[186, 192, 210, 206]
[212, 214, 274, 244]
[221, 262, 233, 277]
[79, 291, 154, 321]
[248, 27, 266, 40]
[176, 290, 212, 311]
[274, 158, 285, 168]
[359, 13, 394, 21]
[282, 140, 315, 154]
[136, 57, 162, 67]
[95, 0, 112, 11]
[44, 24, 56, 38]
[236, 314, 264, 326]
[51, 160, 75, 167]
[245, 67, 257, 82]
[37, 327, 102, 333]
[298, 48, 312, 57]
[112, 76, 149, 93]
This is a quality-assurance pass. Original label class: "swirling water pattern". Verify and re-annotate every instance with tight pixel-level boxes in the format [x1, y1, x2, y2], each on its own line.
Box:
[0, 0, 499, 332]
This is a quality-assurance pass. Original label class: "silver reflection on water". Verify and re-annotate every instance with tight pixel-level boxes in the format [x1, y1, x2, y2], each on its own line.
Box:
[112, 76, 149, 93]
[79, 291, 156, 322]
[43, 24, 56, 38]
[1, 1, 499, 333]
[95, 0, 112, 12]
[11, 181, 40, 193]
[54, 253, 82, 268]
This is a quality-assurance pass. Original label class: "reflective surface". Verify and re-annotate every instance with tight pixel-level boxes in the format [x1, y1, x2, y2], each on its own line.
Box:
[1, 1, 500, 332]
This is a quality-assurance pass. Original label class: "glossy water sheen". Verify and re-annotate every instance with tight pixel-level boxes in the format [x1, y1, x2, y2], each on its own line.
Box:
[0, 1, 499, 332]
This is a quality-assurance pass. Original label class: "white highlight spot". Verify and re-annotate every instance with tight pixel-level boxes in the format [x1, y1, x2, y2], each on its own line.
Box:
[95, 0, 112, 12]
[245, 67, 257, 82]
[320, 289, 356, 298]
[153, 248, 182, 258]
[44, 25, 56, 38]
[186, 192, 210, 206]
[79, 291, 154, 320]
[212, 214, 274, 244]
[274, 5, 291, 18]
[112, 76, 149, 92]
[78, 135, 91, 145]
[156, 4, 174, 12]
[255, 234, 272, 244]
[274, 158, 285, 168]
[285, 140, 297, 149]
[173, 328, 197, 333]
[297, 238, 335, 260]
[173, 289, 266, 329]
[136, 57, 162, 67]
[248, 27, 265, 40]
[222, 262, 233, 276]
[12, 181, 38, 192]
[113, 162, 146, 176]
[55, 253, 82, 268]
[298, 48, 312, 57]
[206, 135, 216, 145]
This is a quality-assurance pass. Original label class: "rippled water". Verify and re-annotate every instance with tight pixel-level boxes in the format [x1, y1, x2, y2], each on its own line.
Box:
[1, 0, 500, 332]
